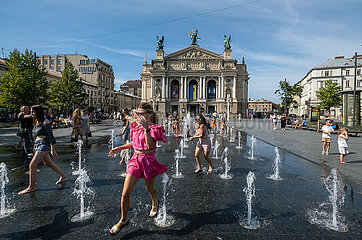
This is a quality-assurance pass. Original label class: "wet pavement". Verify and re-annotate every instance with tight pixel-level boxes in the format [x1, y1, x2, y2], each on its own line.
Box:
[0, 125, 362, 239]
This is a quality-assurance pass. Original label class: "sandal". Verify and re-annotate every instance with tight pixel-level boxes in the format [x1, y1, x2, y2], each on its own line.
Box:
[110, 218, 129, 236]
[340, 161, 347, 164]
[149, 203, 158, 218]
[194, 169, 202, 174]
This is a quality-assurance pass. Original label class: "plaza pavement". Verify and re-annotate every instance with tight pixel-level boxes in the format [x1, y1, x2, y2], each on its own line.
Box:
[229, 119, 362, 191]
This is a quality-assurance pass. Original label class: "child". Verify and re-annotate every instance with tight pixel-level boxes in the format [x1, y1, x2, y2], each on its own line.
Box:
[321, 119, 334, 155]
[337, 128, 349, 164]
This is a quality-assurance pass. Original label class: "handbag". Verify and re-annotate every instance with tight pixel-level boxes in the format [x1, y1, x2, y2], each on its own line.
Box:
[16, 128, 26, 137]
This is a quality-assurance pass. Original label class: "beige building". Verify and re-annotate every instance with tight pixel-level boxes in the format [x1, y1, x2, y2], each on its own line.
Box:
[248, 98, 273, 115]
[114, 91, 141, 111]
[141, 42, 249, 118]
[296, 55, 362, 123]
[39, 54, 115, 113]
[0, 58, 8, 77]
[120, 80, 142, 97]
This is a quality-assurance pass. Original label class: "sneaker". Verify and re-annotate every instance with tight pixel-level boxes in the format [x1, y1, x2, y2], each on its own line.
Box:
[325, 152, 329, 156]
[27, 153, 34, 158]
[321, 151, 325, 155]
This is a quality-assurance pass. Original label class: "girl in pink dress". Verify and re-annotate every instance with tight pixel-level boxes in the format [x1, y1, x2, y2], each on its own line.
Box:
[108, 103, 168, 236]
[189, 114, 214, 174]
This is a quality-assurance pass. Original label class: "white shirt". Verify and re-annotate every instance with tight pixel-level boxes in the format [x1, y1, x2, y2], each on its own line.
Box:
[338, 134, 348, 147]
[322, 125, 334, 139]
[272, 115, 277, 123]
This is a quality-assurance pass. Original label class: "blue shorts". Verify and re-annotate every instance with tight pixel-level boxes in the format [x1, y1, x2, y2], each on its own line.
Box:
[34, 140, 51, 153]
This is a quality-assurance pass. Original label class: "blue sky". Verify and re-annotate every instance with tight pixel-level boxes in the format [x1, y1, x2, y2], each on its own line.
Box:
[1, 0, 361, 103]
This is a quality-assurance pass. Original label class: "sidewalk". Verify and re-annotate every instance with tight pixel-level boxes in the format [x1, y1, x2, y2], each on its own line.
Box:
[0, 119, 119, 146]
[229, 119, 362, 190]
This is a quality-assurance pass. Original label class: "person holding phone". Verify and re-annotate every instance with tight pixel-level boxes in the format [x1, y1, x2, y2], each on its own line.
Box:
[108, 103, 168, 236]
[18, 105, 67, 195]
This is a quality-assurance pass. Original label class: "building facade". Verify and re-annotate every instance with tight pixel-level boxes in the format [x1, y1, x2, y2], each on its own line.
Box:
[295, 55, 362, 123]
[120, 80, 142, 97]
[248, 98, 273, 115]
[114, 91, 141, 111]
[39, 54, 115, 113]
[141, 43, 249, 118]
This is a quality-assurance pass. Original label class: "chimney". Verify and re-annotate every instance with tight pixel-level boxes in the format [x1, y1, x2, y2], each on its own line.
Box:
[335, 56, 344, 59]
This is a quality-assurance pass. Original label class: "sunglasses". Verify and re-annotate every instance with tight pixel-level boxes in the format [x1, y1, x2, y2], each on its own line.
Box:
[136, 112, 147, 115]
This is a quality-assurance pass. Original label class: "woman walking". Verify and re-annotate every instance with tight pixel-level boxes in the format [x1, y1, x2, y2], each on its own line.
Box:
[81, 109, 91, 144]
[108, 103, 168, 236]
[72, 108, 82, 142]
[18, 105, 67, 195]
[189, 114, 213, 174]
[280, 113, 287, 130]
[18, 106, 34, 157]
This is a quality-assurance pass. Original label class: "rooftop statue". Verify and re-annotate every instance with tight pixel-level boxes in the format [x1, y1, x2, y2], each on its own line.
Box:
[224, 35, 232, 50]
[156, 36, 164, 50]
[189, 30, 200, 45]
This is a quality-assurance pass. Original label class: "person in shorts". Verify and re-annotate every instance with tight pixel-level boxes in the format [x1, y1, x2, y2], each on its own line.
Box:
[321, 119, 334, 155]
[337, 128, 349, 164]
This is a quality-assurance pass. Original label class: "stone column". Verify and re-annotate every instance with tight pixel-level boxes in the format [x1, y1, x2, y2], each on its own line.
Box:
[203, 77, 207, 99]
[166, 76, 169, 99]
[162, 76, 165, 99]
[233, 76, 236, 99]
[151, 77, 154, 99]
[221, 76, 224, 99]
[141, 80, 144, 99]
[184, 77, 187, 99]
[180, 77, 184, 99]
[198, 77, 202, 99]
[217, 76, 220, 99]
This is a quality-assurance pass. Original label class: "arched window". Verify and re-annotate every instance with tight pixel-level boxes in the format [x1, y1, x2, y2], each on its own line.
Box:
[171, 80, 179, 99]
[189, 80, 198, 99]
[207, 80, 216, 99]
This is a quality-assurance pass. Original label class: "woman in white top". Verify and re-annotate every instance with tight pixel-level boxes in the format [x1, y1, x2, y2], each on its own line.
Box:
[81, 110, 91, 144]
[337, 128, 349, 164]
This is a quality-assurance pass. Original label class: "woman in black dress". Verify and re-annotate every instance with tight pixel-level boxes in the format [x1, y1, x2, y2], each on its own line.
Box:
[280, 113, 287, 130]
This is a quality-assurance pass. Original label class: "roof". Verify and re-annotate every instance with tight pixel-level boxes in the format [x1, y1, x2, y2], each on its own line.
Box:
[315, 57, 362, 69]
[46, 69, 62, 78]
[120, 80, 142, 88]
[0, 58, 8, 68]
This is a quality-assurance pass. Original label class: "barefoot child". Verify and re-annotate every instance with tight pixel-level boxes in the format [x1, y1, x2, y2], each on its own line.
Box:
[337, 128, 349, 164]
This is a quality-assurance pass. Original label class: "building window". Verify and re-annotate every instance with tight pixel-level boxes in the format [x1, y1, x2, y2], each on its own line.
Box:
[346, 80, 350, 87]
[51, 59, 55, 65]
[189, 80, 198, 99]
[171, 80, 179, 99]
[90, 59, 96, 64]
[58, 59, 62, 65]
[346, 70, 350, 76]
[358, 80, 361, 87]
[324, 71, 329, 77]
[207, 80, 216, 99]
[80, 60, 86, 65]
[357, 69, 361, 75]
[58, 66, 62, 71]
[44, 59, 48, 65]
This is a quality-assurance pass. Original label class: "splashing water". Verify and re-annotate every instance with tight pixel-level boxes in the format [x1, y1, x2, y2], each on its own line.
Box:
[248, 136, 256, 160]
[229, 126, 235, 142]
[72, 140, 84, 175]
[307, 168, 348, 232]
[220, 147, 232, 179]
[239, 171, 260, 229]
[155, 173, 175, 227]
[120, 140, 131, 177]
[267, 147, 283, 181]
[109, 129, 115, 149]
[179, 139, 186, 158]
[236, 132, 242, 149]
[172, 149, 184, 178]
[0, 163, 15, 218]
[156, 141, 162, 148]
[212, 140, 220, 159]
[71, 169, 95, 222]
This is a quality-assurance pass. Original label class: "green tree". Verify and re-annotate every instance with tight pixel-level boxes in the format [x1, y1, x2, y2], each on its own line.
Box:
[316, 79, 342, 111]
[49, 60, 88, 114]
[0, 49, 49, 111]
[274, 79, 303, 113]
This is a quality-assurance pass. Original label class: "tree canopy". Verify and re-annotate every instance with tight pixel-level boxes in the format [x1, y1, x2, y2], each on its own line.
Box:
[274, 79, 303, 113]
[0, 49, 49, 111]
[49, 60, 88, 114]
[316, 79, 342, 110]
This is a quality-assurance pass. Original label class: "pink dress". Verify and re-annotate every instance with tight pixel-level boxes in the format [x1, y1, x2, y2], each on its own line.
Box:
[126, 122, 168, 181]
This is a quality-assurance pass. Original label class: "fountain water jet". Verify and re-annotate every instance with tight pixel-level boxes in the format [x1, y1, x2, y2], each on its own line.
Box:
[72, 140, 84, 175]
[239, 171, 260, 229]
[155, 173, 175, 227]
[212, 139, 220, 159]
[120, 140, 131, 177]
[236, 132, 243, 149]
[71, 169, 95, 222]
[220, 147, 232, 179]
[247, 136, 256, 160]
[266, 147, 283, 181]
[172, 149, 183, 178]
[307, 168, 348, 232]
[0, 163, 15, 218]
[179, 139, 186, 158]
[229, 126, 235, 142]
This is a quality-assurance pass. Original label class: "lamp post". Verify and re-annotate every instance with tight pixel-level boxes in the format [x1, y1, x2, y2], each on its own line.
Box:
[352, 52, 358, 128]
